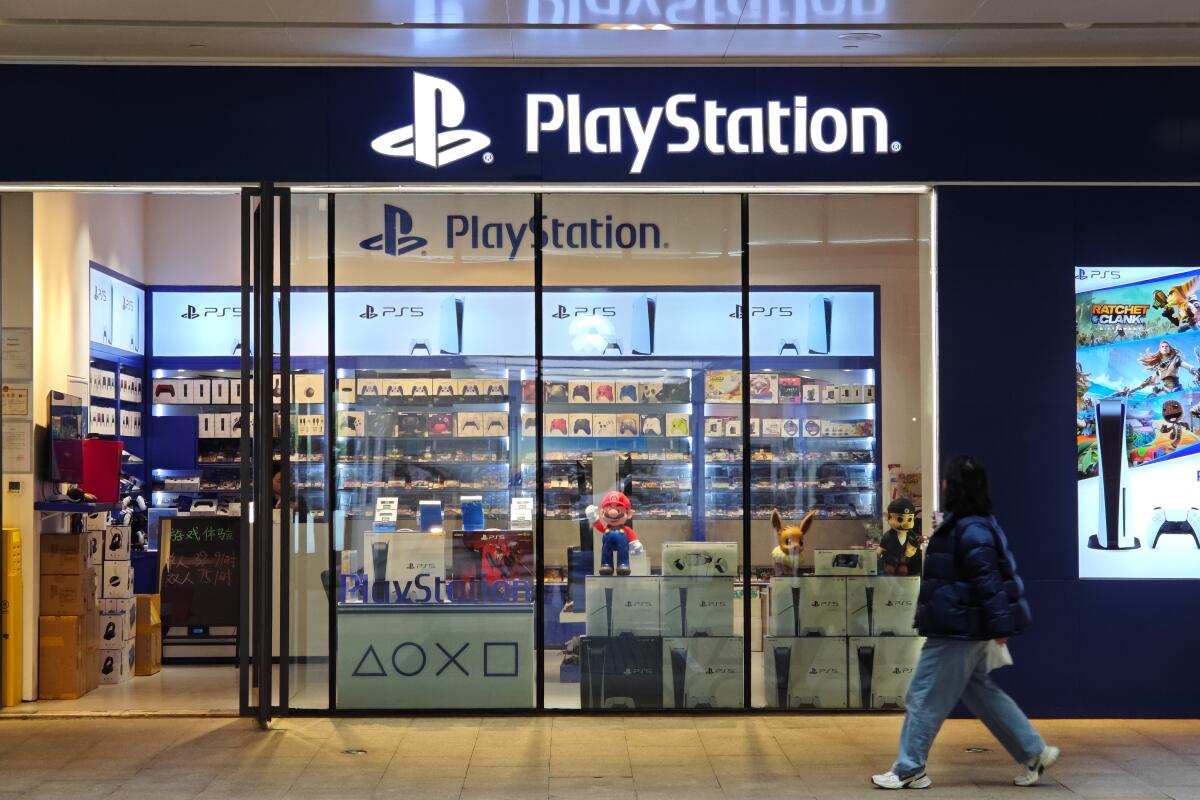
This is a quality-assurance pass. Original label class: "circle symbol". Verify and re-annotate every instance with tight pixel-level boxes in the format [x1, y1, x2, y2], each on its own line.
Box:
[482, 152, 494, 164]
[890, 141, 902, 153]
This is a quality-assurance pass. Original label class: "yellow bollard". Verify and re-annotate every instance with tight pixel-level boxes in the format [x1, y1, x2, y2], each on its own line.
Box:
[1, 528, 22, 706]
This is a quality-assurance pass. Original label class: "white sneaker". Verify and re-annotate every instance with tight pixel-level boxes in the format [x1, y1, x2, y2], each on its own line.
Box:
[871, 770, 933, 789]
[1014, 746, 1060, 786]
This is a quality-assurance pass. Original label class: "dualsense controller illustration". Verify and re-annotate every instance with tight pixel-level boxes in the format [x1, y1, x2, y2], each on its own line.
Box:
[1147, 507, 1200, 549]
[1089, 398, 1140, 550]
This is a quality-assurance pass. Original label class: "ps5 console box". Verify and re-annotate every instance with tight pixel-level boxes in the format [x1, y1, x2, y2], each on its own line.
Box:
[813, 549, 878, 577]
[580, 635, 663, 710]
[661, 542, 737, 578]
[659, 577, 735, 637]
[764, 636, 849, 709]
[585, 577, 661, 636]
[661, 636, 743, 709]
[846, 576, 920, 637]
[848, 636, 926, 710]
[769, 577, 847, 637]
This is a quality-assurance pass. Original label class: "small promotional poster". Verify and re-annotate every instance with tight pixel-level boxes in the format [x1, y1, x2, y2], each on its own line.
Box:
[1076, 267, 1200, 578]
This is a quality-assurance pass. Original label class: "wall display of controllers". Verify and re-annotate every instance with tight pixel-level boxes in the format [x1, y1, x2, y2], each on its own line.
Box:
[537, 412, 689, 438]
[536, 379, 690, 405]
[338, 410, 509, 437]
[342, 377, 506, 401]
[706, 371, 875, 405]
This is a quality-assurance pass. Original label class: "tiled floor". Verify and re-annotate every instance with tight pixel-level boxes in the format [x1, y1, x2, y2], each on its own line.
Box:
[0, 715, 1197, 799]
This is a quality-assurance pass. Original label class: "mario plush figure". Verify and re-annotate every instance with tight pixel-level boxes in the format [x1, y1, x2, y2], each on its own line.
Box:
[770, 509, 814, 576]
[878, 497, 923, 576]
[587, 491, 644, 575]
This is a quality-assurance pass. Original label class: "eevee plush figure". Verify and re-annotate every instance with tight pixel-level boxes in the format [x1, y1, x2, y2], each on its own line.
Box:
[771, 509, 815, 576]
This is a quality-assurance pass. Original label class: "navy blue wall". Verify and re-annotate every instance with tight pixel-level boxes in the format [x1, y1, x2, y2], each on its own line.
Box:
[938, 187, 1200, 717]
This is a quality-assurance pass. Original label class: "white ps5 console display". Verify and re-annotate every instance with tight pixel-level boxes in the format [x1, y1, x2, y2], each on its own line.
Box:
[1090, 398, 1140, 550]
[807, 295, 832, 354]
[438, 295, 465, 354]
[630, 294, 657, 356]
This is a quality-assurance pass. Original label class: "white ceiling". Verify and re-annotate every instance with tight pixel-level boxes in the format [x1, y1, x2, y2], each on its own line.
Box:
[0, 0, 1198, 62]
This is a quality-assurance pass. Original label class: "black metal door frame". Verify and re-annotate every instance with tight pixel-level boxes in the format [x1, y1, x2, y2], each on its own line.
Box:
[239, 183, 292, 725]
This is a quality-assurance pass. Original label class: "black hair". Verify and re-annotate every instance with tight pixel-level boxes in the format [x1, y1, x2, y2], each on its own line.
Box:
[941, 455, 993, 517]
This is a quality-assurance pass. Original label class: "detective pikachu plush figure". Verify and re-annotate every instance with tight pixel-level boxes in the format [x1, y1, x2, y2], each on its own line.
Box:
[771, 509, 815, 577]
[878, 497, 923, 576]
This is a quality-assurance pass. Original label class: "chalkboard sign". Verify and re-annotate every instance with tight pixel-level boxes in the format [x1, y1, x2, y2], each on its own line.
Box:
[160, 517, 239, 630]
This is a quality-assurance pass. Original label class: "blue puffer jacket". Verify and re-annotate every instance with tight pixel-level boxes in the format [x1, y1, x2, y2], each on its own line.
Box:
[914, 514, 1032, 640]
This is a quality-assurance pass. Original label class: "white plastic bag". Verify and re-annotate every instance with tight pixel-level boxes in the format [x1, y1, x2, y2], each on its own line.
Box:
[985, 640, 1014, 672]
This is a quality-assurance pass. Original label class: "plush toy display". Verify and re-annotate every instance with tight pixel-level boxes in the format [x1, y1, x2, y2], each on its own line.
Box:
[878, 497, 923, 576]
[587, 490, 644, 575]
[770, 509, 814, 576]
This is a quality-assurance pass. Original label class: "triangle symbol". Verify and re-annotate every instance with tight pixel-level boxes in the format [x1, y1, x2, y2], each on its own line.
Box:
[352, 645, 387, 677]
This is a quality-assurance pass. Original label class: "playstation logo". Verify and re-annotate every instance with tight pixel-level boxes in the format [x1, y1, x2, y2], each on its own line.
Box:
[360, 305, 378, 319]
[359, 205, 429, 256]
[181, 305, 200, 319]
[552, 305, 570, 319]
[370, 72, 491, 168]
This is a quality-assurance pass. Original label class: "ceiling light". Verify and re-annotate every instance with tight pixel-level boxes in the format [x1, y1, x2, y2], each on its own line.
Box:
[188, 43, 207, 48]
[838, 32, 881, 41]
[597, 23, 674, 31]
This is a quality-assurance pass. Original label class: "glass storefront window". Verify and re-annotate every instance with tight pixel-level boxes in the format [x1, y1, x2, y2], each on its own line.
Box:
[279, 189, 933, 713]
[329, 194, 536, 710]
[749, 194, 930, 710]
[539, 194, 745, 710]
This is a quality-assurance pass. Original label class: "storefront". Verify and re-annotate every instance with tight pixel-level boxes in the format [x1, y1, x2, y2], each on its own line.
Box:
[0, 66, 1198, 720]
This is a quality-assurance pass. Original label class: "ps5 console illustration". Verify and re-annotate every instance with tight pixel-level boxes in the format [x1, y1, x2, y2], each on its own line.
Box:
[807, 295, 833, 354]
[856, 645, 875, 709]
[604, 587, 614, 636]
[677, 587, 689, 636]
[371, 541, 390, 603]
[864, 586, 875, 637]
[1089, 398, 1141, 550]
[773, 646, 791, 708]
[631, 295, 657, 356]
[439, 296, 465, 354]
[670, 647, 688, 708]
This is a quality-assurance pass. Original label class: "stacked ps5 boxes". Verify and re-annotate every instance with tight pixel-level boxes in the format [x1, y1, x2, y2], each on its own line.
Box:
[579, 542, 742, 710]
[765, 574, 923, 710]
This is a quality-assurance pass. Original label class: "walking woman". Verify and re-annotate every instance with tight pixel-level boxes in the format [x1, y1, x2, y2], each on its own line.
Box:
[872, 456, 1059, 790]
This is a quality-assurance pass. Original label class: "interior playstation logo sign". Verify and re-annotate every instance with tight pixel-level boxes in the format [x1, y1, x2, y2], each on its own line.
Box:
[359, 204, 429, 256]
[181, 305, 200, 319]
[370, 72, 491, 168]
[360, 305, 378, 319]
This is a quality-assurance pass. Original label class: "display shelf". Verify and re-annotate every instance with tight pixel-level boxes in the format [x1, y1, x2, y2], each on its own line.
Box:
[34, 501, 118, 513]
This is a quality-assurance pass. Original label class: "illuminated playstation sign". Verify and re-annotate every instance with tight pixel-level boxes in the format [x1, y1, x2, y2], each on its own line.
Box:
[371, 72, 898, 176]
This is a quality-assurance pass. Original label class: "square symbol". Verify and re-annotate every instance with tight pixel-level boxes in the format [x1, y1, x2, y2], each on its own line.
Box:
[483, 642, 519, 677]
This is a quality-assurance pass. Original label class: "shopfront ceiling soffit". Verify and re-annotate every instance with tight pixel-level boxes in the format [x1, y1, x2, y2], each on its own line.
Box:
[0, 0, 1198, 62]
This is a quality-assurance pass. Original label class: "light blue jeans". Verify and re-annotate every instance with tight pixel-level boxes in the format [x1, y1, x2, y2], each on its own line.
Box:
[894, 638, 1045, 778]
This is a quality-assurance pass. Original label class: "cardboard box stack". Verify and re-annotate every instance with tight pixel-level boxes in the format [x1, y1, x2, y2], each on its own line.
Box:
[38, 532, 97, 699]
[99, 525, 135, 685]
[135, 594, 162, 676]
